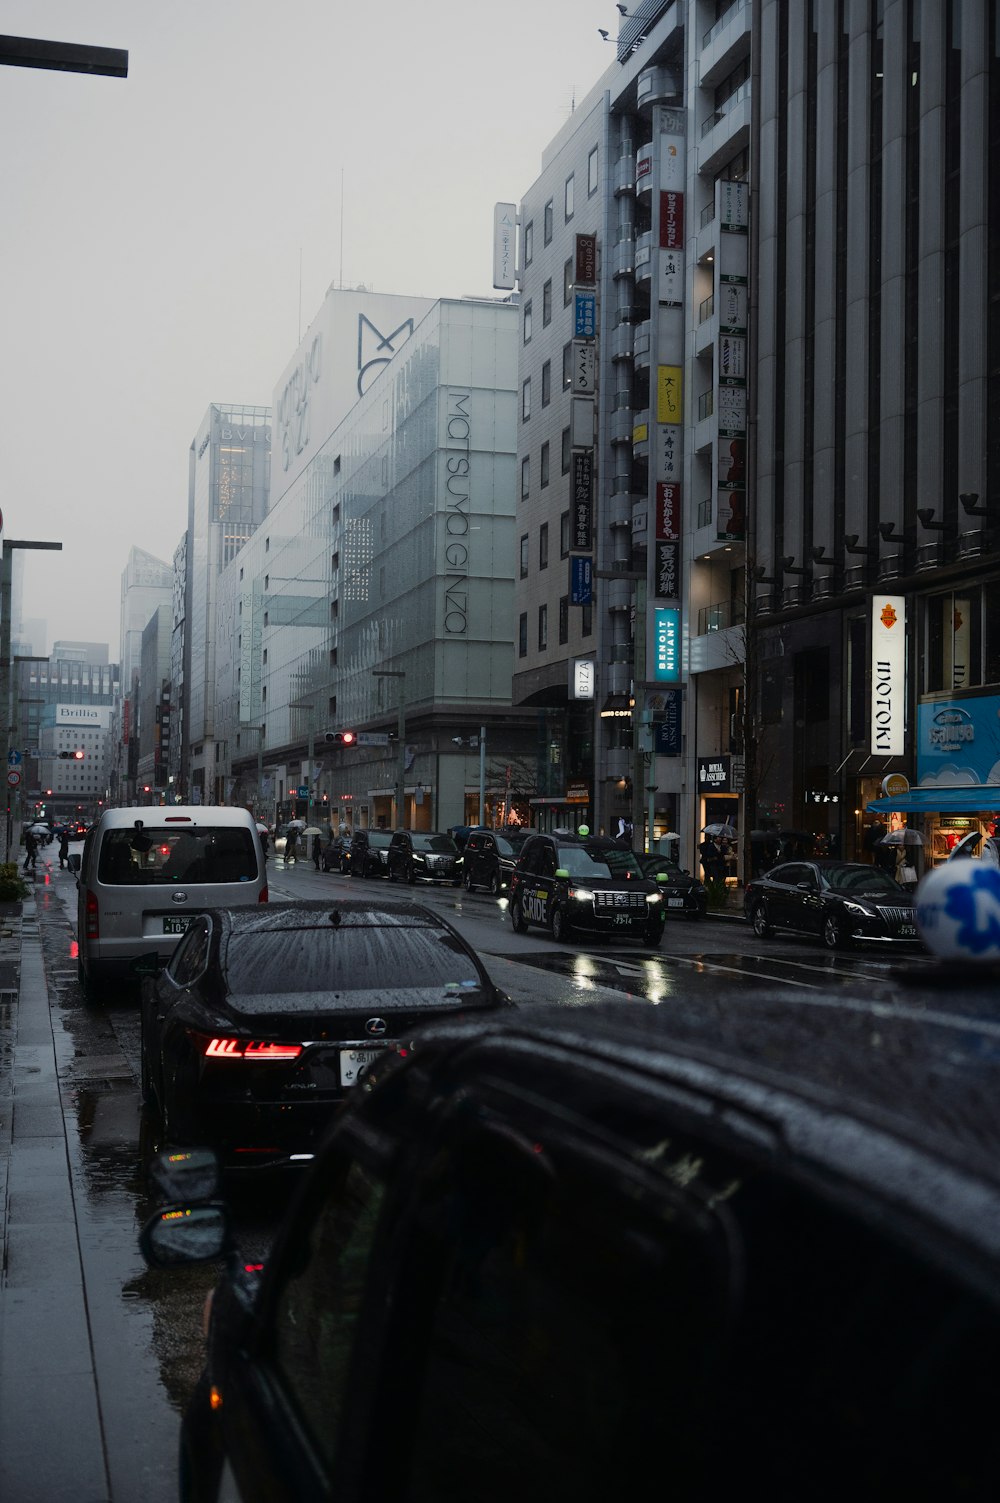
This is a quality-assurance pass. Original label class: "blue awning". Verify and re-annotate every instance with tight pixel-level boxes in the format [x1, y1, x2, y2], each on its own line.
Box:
[867, 785, 1000, 815]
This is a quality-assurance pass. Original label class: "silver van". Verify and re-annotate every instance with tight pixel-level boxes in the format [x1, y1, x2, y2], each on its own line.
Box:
[73, 807, 267, 994]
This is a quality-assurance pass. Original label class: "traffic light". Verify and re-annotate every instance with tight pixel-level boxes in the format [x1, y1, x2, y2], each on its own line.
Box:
[57, 749, 85, 760]
[324, 730, 357, 746]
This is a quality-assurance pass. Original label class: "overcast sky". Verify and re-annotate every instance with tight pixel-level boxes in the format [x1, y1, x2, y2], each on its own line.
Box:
[0, 0, 615, 656]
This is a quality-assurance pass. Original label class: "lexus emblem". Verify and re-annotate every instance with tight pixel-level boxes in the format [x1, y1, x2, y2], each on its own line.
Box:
[365, 1017, 388, 1038]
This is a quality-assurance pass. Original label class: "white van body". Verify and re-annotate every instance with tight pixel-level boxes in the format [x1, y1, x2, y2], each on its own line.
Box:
[75, 806, 268, 991]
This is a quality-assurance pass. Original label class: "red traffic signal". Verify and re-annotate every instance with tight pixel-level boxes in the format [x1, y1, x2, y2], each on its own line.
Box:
[325, 730, 357, 747]
[57, 749, 85, 760]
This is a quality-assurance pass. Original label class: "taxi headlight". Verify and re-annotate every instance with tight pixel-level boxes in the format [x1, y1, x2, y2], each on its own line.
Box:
[646, 892, 663, 904]
[568, 886, 594, 902]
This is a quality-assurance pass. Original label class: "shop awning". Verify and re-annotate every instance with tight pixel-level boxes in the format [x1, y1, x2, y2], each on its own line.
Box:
[867, 785, 1000, 815]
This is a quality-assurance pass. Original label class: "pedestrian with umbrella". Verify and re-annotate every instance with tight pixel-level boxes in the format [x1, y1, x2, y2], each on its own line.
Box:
[877, 828, 923, 888]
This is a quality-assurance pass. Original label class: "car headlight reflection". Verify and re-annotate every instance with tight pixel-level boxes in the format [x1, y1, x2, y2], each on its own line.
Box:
[568, 886, 595, 902]
[841, 900, 870, 916]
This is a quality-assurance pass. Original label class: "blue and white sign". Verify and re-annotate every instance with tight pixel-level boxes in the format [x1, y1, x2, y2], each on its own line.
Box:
[7, 749, 21, 766]
[570, 556, 593, 605]
[917, 694, 1000, 787]
[915, 862, 1000, 962]
[653, 608, 680, 682]
[574, 293, 596, 339]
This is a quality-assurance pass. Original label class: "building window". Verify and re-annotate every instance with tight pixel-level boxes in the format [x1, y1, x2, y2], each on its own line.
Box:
[522, 379, 531, 421]
[540, 442, 550, 489]
[565, 173, 575, 221]
[560, 511, 570, 557]
[542, 279, 552, 327]
[564, 258, 573, 306]
[582, 604, 593, 637]
[541, 361, 551, 407]
[518, 613, 528, 658]
[523, 300, 532, 344]
[524, 219, 533, 266]
[539, 523, 549, 570]
[520, 534, 529, 579]
[563, 342, 573, 389]
[562, 428, 571, 474]
[521, 456, 530, 501]
[559, 595, 569, 645]
[588, 145, 599, 196]
[544, 199, 553, 244]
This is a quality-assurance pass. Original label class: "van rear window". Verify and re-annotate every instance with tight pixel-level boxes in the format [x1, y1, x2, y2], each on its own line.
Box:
[97, 827, 258, 885]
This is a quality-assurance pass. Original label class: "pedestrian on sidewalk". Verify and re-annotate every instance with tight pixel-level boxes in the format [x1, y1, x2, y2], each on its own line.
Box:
[22, 828, 37, 873]
[58, 828, 70, 869]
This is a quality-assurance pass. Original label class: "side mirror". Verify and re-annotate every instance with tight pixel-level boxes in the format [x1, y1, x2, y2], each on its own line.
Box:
[148, 1145, 222, 1204]
[139, 1203, 231, 1269]
[67, 853, 81, 873]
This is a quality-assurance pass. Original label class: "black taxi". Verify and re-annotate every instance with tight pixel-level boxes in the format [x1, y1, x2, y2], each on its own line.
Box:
[508, 827, 666, 946]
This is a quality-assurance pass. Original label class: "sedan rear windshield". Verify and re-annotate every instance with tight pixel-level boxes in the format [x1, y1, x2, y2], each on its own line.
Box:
[97, 827, 259, 885]
[223, 923, 481, 994]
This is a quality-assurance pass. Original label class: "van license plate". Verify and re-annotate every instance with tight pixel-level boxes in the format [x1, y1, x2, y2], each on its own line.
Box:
[163, 916, 191, 935]
[340, 1049, 382, 1086]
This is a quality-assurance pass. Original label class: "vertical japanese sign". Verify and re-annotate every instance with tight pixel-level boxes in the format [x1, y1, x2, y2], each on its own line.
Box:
[492, 202, 516, 290]
[570, 556, 593, 605]
[572, 452, 593, 549]
[574, 293, 596, 338]
[870, 596, 907, 756]
[659, 191, 684, 248]
[575, 233, 597, 285]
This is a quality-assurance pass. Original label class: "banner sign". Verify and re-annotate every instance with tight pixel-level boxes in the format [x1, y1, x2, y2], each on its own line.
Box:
[654, 689, 682, 756]
[572, 452, 593, 549]
[655, 541, 680, 599]
[570, 658, 596, 700]
[492, 202, 517, 290]
[570, 556, 593, 606]
[656, 482, 680, 540]
[572, 340, 596, 394]
[575, 233, 597, 286]
[656, 365, 683, 423]
[870, 596, 907, 756]
[659, 190, 684, 248]
[574, 293, 597, 338]
[653, 607, 680, 682]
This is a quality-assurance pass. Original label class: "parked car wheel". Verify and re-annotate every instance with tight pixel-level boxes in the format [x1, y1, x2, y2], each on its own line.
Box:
[406, 862, 417, 885]
[751, 903, 774, 939]
[823, 914, 846, 950]
[488, 869, 501, 896]
[509, 897, 527, 933]
[463, 869, 475, 891]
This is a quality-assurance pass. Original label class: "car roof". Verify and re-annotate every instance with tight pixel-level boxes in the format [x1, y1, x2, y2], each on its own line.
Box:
[202, 898, 453, 936]
[400, 987, 1000, 1290]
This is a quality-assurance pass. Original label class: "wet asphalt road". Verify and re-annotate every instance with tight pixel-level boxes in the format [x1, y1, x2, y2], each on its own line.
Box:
[21, 849, 936, 1500]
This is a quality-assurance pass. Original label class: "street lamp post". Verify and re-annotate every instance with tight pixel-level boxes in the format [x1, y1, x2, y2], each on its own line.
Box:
[1, 538, 63, 859]
[374, 670, 406, 828]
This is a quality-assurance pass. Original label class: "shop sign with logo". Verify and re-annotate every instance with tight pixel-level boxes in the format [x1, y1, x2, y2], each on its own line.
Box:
[572, 341, 596, 394]
[570, 658, 596, 700]
[566, 783, 590, 804]
[575, 234, 597, 286]
[881, 774, 909, 798]
[697, 755, 731, 793]
[870, 596, 906, 757]
[807, 789, 841, 804]
[653, 608, 680, 682]
[916, 694, 1000, 785]
[574, 293, 596, 338]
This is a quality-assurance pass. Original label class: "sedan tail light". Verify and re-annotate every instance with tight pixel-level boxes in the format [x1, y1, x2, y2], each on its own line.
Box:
[193, 1033, 303, 1062]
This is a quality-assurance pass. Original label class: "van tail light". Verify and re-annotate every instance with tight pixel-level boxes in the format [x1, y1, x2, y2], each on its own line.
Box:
[193, 1032, 302, 1062]
[259, 885, 269, 903]
[85, 889, 99, 939]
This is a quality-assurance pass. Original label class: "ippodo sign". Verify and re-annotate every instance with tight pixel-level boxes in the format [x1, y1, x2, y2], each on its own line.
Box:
[871, 595, 906, 756]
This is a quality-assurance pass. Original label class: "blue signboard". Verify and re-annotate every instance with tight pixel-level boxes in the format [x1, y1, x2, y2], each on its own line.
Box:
[917, 694, 1000, 786]
[653, 608, 680, 682]
[570, 556, 593, 605]
[574, 293, 596, 339]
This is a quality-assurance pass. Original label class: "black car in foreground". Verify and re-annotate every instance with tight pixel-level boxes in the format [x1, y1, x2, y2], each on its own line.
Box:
[744, 859, 919, 949]
[635, 852, 707, 918]
[139, 899, 511, 1168]
[143, 980, 1000, 1500]
[509, 829, 666, 946]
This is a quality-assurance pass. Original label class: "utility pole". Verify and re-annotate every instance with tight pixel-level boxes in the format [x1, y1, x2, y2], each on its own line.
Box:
[479, 724, 486, 826]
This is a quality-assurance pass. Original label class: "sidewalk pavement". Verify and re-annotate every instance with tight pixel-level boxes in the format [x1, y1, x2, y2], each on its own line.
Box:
[0, 893, 110, 1502]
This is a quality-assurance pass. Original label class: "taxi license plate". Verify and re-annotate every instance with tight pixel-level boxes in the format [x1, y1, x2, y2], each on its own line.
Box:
[162, 916, 191, 935]
[340, 1048, 382, 1086]
[668, 897, 685, 908]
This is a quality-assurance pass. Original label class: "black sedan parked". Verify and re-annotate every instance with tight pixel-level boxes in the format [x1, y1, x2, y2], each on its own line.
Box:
[744, 860, 920, 949]
[387, 830, 462, 885]
[635, 853, 707, 918]
[320, 835, 352, 873]
[139, 899, 511, 1168]
[348, 828, 393, 878]
[463, 828, 533, 894]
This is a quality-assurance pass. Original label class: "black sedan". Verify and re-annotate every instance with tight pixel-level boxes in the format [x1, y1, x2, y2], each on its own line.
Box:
[463, 828, 533, 894]
[320, 835, 352, 873]
[744, 860, 920, 949]
[139, 899, 511, 1168]
[635, 853, 707, 918]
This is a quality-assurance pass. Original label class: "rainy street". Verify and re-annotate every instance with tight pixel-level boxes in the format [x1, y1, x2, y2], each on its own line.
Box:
[2, 853, 938, 1500]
